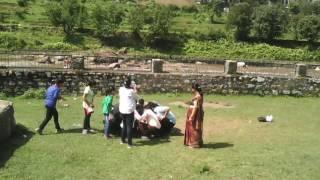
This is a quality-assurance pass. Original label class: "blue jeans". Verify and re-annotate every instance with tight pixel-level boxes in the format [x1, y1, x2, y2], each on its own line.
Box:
[120, 113, 134, 146]
[104, 113, 110, 136]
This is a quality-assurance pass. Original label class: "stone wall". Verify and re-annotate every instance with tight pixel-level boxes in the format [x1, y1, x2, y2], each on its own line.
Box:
[1, 70, 320, 96]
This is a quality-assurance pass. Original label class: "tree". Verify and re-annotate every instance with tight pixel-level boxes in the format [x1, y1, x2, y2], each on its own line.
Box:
[148, 5, 173, 37]
[311, 1, 320, 15]
[289, 14, 302, 40]
[127, 5, 145, 35]
[297, 15, 320, 43]
[78, 0, 88, 30]
[289, 2, 300, 15]
[209, 0, 225, 23]
[226, 2, 252, 41]
[252, 5, 288, 40]
[92, 3, 124, 38]
[212, 0, 225, 17]
[45, 0, 81, 35]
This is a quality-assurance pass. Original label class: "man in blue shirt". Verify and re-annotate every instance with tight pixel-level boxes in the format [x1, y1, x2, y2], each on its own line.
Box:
[35, 79, 65, 135]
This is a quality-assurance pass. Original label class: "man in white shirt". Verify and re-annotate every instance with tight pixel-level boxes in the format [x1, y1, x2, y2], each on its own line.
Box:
[82, 81, 95, 134]
[154, 106, 176, 136]
[119, 78, 138, 148]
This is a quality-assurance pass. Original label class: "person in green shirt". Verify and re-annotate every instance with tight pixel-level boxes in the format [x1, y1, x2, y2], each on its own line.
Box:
[102, 88, 114, 139]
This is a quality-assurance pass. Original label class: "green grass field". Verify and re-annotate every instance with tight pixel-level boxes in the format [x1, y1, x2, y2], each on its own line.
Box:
[1, 94, 320, 179]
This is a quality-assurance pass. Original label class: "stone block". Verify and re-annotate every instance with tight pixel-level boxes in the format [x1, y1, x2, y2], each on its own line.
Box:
[0, 100, 16, 142]
[70, 55, 85, 70]
[152, 59, 164, 73]
[224, 60, 237, 74]
[295, 64, 307, 77]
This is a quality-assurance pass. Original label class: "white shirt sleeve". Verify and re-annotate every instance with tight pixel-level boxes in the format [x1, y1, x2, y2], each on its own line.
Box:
[83, 86, 89, 95]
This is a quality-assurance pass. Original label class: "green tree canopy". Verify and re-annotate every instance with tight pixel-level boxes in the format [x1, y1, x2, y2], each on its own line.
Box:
[252, 5, 288, 40]
[297, 15, 320, 43]
[227, 2, 252, 41]
[127, 5, 145, 35]
[92, 3, 124, 38]
[148, 5, 174, 37]
[45, 0, 81, 35]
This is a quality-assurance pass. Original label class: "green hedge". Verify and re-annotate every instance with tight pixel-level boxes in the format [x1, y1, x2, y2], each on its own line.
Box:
[183, 39, 320, 62]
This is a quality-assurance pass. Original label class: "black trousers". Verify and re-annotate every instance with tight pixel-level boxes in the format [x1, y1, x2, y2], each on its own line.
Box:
[160, 119, 175, 136]
[39, 106, 61, 130]
[121, 113, 134, 146]
[83, 109, 92, 130]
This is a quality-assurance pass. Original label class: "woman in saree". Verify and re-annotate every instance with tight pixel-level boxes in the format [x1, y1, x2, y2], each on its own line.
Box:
[184, 83, 204, 148]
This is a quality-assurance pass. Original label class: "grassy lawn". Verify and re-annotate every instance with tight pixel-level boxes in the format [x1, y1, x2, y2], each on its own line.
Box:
[1, 94, 320, 179]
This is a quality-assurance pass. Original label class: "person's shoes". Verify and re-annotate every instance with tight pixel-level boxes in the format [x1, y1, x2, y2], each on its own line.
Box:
[82, 129, 88, 135]
[104, 135, 112, 139]
[89, 129, 96, 133]
[120, 140, 126, 145]
[56, 128, 64, 134]
[35, 128, 43, 135]
[127, 145, 133, 149]
[141, 136, 149, 140]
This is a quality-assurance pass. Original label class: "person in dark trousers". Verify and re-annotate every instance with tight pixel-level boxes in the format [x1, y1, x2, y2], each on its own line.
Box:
[119, 77, 138, 148]
[35, 79, 65, 135]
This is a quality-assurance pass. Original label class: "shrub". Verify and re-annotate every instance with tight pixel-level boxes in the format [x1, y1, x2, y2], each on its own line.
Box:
[207, 29, 227, 41]
[0, 92, 7, 99]
[182, 39, 320, 62]
[148, 5, 174, 37]
[252, 5, 288, 40]
[17, 0, 28, 7]
[19, 88, 46, 99]
[226, 2, 253, 41]
[42, 42, 78, 50]
[181, 5, 198, 13]
[297, 15, 320, 43]
[92, 3, 124, 38]
[127, 5, 145, 35]
[0, 33, 26, 50]
[45, 0, 81, 35]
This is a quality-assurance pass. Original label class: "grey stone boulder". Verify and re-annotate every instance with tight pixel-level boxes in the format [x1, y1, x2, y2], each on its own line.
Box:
[0, 100, 16, 142]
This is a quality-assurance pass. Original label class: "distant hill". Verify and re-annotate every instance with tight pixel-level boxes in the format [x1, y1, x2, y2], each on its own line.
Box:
[155, 0, 195, 6]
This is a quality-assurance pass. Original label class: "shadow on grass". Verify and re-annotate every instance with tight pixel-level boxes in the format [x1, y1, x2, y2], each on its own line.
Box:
[202, 142, 234, 149]
[170, 127, 184, 136]
[0, 124, 34, 168]
[135, 138, 170, 146]
[61, 128, 103, 134]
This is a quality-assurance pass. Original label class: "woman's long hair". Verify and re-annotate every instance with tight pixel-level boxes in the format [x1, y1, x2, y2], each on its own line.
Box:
[192, 83, 203, 97]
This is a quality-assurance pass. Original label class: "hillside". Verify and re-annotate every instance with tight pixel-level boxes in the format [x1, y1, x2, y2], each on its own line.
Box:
[155, 0, 195, 6]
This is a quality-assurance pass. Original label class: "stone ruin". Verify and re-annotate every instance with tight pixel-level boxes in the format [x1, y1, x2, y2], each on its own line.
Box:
[0, 100, 16, 142]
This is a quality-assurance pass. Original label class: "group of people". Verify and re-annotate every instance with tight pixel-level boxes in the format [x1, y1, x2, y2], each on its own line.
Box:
[35, 77, 204, 149]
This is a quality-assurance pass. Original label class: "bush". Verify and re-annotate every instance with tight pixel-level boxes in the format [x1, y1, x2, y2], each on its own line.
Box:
[181, 5, 198, 13]
[0, 92, 7, 99]
[227, 2, 253, 41]
[183, 39, 320, 62]
[191, 29, 226, 41]
[127, 5, 145, 35]
[15, 9, 27, 19]
[19, 88, 46, 99]
[42, 42, 78, 50]
[92, 3, 124, 38]
[252, 5, 288, 40]
[297, 15, 320, 43]
[0, 33, 27, 50]
[45, 0, 81, 35]
[17, 0, 28, 7]
[148, 5, 174, 37]
[207, 29, 227, 41]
